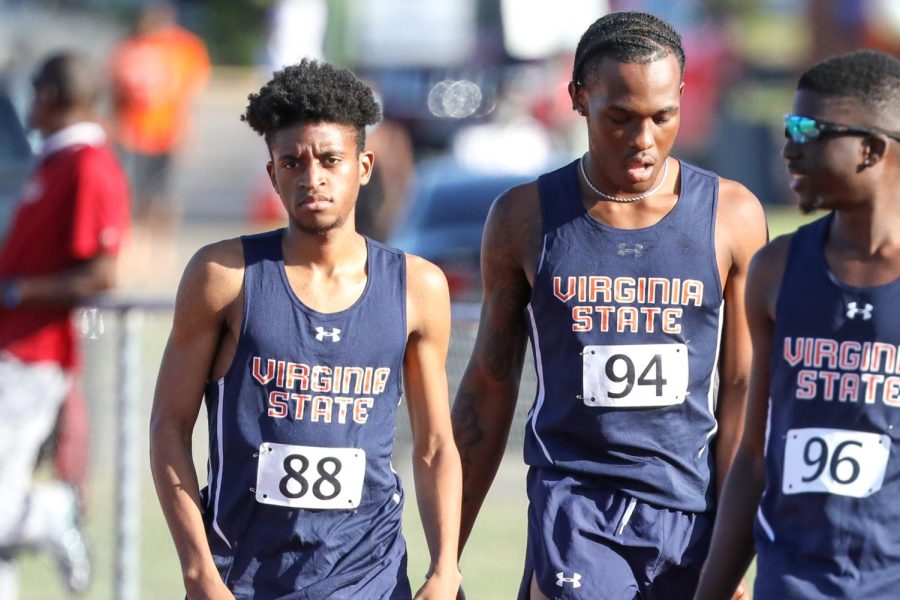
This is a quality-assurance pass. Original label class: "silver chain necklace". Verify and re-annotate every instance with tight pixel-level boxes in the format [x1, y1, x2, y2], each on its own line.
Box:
[579, 152, 669, 203]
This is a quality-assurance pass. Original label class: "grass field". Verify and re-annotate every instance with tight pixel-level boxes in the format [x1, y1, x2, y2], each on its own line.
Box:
[17, 206, 813, 599]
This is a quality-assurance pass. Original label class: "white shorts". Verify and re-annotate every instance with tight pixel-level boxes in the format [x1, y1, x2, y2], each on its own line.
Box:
[0, 353, 69, 545]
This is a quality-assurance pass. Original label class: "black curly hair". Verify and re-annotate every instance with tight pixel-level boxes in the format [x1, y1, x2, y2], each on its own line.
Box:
[572, 11, 685, 86]
[798, 50, 900, 119]
[242, 58, 381, 152]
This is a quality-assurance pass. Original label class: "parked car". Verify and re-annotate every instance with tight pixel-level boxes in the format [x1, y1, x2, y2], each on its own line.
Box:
[0, 82, 33, 242]
[389, 157, 551, 303]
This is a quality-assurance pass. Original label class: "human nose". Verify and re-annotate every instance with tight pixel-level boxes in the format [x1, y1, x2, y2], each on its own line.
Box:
[629, 119, 654, 150]
[298, 160, 326, 189]
[782, 137, 801, 161]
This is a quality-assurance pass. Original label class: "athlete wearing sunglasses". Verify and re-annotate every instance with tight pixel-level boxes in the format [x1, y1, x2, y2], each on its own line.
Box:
[697, 49, 900, 600]
[784, 113, 900, 144]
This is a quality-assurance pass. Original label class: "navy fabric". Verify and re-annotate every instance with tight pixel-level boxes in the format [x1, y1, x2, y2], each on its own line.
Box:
[517, 468, 712, 600]
[200, 229, 411, 599]
[524, 159, 724, 513]
[755, 214, 900, 599]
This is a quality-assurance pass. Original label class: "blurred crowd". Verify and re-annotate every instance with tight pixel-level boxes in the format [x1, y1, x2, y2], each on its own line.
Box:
[0, 0, 898, 251]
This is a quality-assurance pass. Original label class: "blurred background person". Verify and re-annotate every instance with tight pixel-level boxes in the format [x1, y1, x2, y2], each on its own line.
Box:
[263, 0, 328, 72]
[862, 0, 900, 57]
[0, 51, 129, 598]
[353, 85, 415, 242]
[109, 1, 208, 285]
[449, 74, 562, 176]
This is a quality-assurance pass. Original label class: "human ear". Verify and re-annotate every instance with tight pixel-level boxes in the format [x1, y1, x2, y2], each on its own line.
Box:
[266, 160, 278, 192]
[861, 136, 887, 169]
[568, 80, 586, 116]
[358, 151, 375, 185]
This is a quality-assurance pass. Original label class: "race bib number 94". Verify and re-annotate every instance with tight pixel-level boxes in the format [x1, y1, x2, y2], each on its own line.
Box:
[256, 443, 366, 510]
[783, 428, 890, 498]
[582, 343, 688, 408]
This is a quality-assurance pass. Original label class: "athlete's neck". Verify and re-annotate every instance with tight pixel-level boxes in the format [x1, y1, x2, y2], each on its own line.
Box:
[282, 225, 367, 272]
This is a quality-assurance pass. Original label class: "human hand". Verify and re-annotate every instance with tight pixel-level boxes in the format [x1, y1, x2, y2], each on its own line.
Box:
[413, 569, 462, 600]
[185, 573, 235, 600]
[730, 577, 748, 600]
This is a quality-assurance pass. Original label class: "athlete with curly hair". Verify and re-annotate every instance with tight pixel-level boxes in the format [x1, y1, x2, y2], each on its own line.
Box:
[150, 59, 462, 600]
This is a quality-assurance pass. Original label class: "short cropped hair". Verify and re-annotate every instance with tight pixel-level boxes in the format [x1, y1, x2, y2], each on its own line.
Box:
[242, 58, 381, 152]
[573, 11, 685, 85]
[798, 50, 900, 116]
[33, 52, 98, 110]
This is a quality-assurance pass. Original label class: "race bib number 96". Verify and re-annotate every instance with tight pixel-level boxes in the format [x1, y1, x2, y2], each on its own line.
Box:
[582, 343, 688, 408]
[256, 443, 366, 510]
[782, 428, 890, 498]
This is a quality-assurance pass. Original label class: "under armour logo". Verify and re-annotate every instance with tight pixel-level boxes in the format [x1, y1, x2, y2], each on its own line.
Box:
[556, 572, 582, 588]
[617, 243, 644, 258]
[846, 302, 874, 320]
[314, 327, 341, 342]
[81, 307, 105, 340]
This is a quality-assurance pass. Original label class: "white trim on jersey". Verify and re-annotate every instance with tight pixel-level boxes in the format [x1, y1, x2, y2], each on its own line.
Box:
[213, 378, 231, 548]
[536, 234, 549, 275]
[527, 303, 553, 463]
[755, 394, 777, 543]
[699, 300, 726, 458]
[756, 506, 776, 542]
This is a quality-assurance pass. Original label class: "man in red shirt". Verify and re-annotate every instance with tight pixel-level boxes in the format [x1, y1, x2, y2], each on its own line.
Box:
[0, 52, 129, 597]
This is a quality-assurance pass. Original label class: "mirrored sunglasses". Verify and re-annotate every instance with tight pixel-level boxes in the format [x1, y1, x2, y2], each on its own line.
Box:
[784, 114, 900, 144]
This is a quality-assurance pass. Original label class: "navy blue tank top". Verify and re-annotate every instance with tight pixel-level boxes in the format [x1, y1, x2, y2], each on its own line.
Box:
[755, 214, 900, 597]
[200, 230, 409, 598]
[524, 159, 724, 513]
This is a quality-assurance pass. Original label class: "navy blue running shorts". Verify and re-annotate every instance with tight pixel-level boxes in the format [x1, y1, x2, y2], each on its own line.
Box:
[518, 468, 712, 600]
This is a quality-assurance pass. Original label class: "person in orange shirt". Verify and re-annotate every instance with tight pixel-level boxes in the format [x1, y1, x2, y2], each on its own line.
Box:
[110, 1, 209, 279]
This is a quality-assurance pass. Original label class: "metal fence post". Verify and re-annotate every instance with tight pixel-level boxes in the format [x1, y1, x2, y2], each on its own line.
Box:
[115, 308, 142, 600]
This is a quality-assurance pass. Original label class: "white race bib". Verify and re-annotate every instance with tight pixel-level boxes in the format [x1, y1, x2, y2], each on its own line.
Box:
[581, 343, 688, 408]
[255, 442, 366, 509]
[782, 428, 890, 498]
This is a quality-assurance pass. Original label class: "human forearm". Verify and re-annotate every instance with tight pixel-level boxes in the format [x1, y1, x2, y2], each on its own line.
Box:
[713, 380, 749, 499]
[694, 447, 765, 600]
[149, 422, 223, 595]
[450, 218, 530, 554]
[1, 256, 116, 309]
[412, 439, 462, 599]
[414, 439, 462, 574]
[451, 373, 517, 553]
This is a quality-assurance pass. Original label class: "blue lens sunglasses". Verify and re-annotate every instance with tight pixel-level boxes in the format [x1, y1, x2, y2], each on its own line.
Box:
[784, 114, 900, 144]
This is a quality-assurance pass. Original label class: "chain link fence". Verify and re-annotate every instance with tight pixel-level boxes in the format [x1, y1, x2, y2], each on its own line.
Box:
[19, 300, 538, 599]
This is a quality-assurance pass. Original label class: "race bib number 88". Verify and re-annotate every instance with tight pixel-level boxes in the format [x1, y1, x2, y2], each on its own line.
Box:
[256, 443, 366, 509]
[581, 343, 688, 408]
[782, 428, 890, 498]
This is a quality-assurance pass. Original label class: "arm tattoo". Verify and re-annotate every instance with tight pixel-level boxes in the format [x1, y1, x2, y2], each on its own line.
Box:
[483, 286, 529, 380]
[451, 387, 483, 505]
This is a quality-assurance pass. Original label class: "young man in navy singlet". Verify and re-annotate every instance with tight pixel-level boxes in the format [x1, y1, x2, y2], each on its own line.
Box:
[695, 50, 900, 600]
[450, 12, 767, 600]
[150, 59, 462, 600]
